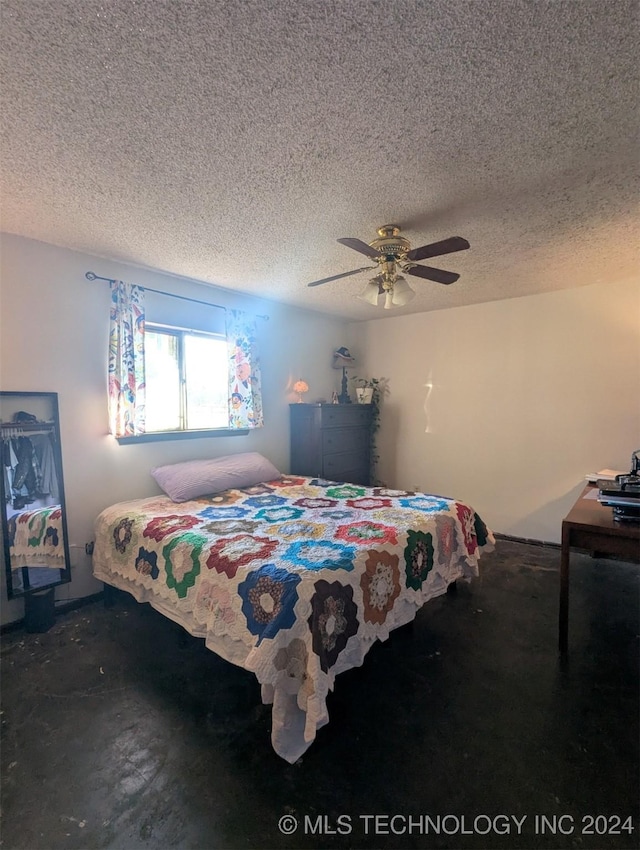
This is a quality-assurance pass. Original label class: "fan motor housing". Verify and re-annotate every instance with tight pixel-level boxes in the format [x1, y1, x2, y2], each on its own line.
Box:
[370, 224, 410, 259]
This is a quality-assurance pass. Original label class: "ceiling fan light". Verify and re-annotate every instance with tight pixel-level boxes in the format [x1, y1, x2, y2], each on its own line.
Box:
[357, 280, 382, 306]
[391, 276, 415, 306]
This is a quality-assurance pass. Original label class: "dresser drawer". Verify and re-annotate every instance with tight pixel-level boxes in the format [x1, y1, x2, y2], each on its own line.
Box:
[319, 405, 372, 429]
[322, 426, 368, 455]
[289, 404, 373, 486]
[323, 451, 369, 484]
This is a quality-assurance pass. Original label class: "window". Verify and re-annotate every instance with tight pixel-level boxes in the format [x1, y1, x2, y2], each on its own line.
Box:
[142, 289, 232, 436]
[145, 325, 229, 432]
[108, 284, 262, 442]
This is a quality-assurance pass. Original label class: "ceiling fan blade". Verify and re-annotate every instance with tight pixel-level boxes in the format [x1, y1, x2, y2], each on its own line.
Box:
[307, 266, 373, 287]
[405, 236, 470, 262]
[337, 237, 380, 259]
[406, 264, 460, 285]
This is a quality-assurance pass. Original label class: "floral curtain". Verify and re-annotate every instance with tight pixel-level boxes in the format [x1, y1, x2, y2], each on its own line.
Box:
[108, 281, 145, 437]
[226, 309, 264, 429]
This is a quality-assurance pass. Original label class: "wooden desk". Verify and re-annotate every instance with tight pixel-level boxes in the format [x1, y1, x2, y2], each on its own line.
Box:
[559, 484, 640, 653]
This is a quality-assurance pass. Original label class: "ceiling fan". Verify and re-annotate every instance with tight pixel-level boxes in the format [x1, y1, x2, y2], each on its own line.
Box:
[307, 225, 470, 309]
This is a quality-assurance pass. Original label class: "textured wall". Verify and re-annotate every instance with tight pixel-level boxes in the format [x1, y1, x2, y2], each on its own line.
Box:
[0, 233, 349, 624]
[349, 278, 640, 543]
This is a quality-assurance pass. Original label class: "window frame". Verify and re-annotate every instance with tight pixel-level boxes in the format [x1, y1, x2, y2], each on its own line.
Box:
[116, 322, 248, 444]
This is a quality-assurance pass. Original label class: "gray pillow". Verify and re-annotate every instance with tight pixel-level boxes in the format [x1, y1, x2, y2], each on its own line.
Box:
[151, 452, 281, 502]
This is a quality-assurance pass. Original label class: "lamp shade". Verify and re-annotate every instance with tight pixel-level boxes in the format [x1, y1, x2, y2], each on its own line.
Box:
[332, 347, 356, 370]
[390, 276, 415, 307]
[357, 280, 382, 306]
[358, 276, 415, 309]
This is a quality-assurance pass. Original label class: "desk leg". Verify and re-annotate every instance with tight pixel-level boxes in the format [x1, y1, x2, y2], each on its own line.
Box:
[559, 523, 571, 654]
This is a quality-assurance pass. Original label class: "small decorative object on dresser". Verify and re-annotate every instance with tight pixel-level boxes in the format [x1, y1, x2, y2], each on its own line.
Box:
[292, 379, 309, 403]
[332, 346, 356, 404]
[290, 403, 373, 485]
[353, 376, 388, 405]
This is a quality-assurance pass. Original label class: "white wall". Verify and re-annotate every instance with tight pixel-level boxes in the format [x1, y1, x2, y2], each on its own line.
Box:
[348, 279, 640, 543]
[2, 233, 637, 625]
[0, 234, 350, 624]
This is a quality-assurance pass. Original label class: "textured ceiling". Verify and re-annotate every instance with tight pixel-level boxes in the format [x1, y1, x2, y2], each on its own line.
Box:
[1, 0, 638, 320]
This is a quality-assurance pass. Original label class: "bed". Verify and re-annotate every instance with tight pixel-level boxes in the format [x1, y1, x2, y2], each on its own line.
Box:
[93, 467, 494, 763]
[7, 504, 66, 568]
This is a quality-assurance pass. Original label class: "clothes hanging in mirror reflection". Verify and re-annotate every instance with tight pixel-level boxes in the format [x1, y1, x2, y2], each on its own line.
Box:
[3, 430, 59, 510]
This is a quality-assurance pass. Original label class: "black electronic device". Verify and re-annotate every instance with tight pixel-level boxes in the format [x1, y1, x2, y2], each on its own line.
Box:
[597, 450, 640, 522]
[597, 476, 640, 499]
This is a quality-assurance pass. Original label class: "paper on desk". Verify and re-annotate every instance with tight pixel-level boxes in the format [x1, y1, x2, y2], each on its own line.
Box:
[585, 469, 626, 483]
[583, 489, 599, 500]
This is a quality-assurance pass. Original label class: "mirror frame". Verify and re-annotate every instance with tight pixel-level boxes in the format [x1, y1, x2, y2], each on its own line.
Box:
[0, 391, 72, 599]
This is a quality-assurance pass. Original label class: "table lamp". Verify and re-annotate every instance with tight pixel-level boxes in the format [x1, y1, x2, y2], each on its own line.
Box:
[292, 379, 309, 403]
[332, 347, 356, 404]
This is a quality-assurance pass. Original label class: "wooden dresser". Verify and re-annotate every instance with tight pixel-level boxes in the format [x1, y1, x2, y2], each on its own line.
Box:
[289, 403, 373, 486]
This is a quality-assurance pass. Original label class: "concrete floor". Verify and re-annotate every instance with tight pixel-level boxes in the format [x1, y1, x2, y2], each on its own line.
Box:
[1, 539, 638, 850]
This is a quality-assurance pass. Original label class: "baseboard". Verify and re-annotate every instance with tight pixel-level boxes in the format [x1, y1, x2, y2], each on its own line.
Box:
[494, 532, 561, 550]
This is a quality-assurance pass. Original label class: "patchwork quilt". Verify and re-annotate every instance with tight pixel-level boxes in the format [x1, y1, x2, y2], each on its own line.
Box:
[7, 504, 66, 568]
[92, 476, 494, 762]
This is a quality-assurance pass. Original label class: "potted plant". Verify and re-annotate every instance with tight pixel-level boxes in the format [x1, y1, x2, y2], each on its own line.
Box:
[355, 382, 374, 404]
[352, 376, 389, 485]
[353, 376, 388, 406]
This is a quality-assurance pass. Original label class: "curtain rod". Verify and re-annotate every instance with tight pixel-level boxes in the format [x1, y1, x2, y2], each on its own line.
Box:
[85, 272, 269, 320]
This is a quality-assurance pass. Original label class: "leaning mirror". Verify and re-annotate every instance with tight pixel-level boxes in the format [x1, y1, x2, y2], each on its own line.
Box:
[1, 392, 71, 599]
